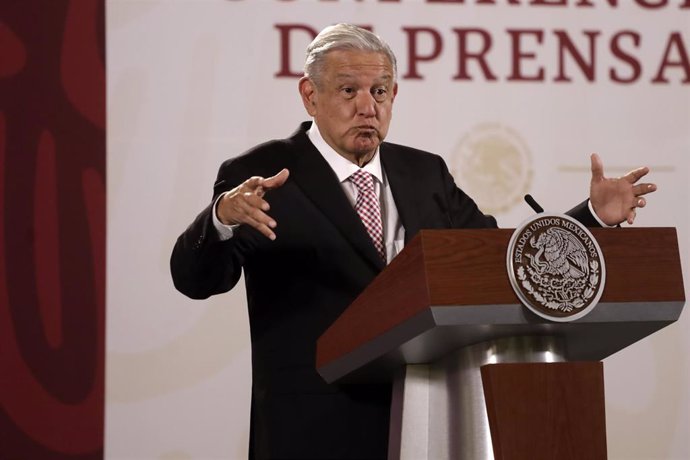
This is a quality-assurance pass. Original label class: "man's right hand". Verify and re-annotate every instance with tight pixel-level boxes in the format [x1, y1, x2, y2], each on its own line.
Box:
[216, 168, 290, 240]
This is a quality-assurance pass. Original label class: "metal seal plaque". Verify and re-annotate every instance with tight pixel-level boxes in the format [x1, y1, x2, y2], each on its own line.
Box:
[507, 213, 606, 322]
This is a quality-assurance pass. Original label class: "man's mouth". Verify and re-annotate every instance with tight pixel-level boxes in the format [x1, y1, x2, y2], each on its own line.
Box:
[354, 126, 377, 134]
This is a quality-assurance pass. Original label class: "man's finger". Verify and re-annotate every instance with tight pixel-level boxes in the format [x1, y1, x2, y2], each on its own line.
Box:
[242, 192, 270, 212]
[234, 197, 276, 227]
[241, 214, 277, 240]
[590, 153, 604, 182]
[262, 168, 290, 191]
[234, 202, 277, 230]
[242, 176, 266, 192]
[219, 189, 271, 225]
[633, 183, 657, 196]
[624, 166, 650, 184]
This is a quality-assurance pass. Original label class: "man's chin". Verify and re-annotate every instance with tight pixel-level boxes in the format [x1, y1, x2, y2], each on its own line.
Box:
[351, 137, 380, 153]
[352, 145, 378, 159]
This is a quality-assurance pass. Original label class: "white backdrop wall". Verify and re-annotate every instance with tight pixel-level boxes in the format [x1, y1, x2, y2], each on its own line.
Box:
[106, 1, 689, 459]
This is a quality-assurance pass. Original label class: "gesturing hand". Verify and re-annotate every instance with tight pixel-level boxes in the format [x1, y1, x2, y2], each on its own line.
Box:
[217, 168, 290, 240]
[589, 153, 656, 226]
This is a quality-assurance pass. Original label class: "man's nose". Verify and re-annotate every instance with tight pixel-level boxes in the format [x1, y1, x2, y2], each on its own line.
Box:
[355, 91, 376, 117]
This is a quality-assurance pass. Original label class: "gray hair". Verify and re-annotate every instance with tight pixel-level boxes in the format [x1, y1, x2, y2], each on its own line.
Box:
[304, 24, 397, 86]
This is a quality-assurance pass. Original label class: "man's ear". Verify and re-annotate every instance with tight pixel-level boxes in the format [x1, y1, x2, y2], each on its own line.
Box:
[391, 82, 398, 102]
[299, 77, 317, 116]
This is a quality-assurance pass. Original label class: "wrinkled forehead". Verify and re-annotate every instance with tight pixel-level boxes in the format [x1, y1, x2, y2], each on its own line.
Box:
[323, 50, 395, 80]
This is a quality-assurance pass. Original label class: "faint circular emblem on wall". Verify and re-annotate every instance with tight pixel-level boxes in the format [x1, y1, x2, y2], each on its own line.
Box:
[507, 214, 606, 322]
[450, 123, 532, 214]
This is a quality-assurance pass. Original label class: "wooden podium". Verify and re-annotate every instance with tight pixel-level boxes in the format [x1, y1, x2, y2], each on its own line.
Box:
[316, 228, 685, 460]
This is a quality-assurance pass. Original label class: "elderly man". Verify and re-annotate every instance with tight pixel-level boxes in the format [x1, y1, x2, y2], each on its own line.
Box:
[171, 23, 655, 459]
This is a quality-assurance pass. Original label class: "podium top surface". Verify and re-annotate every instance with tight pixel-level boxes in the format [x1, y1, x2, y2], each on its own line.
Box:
[317, 228, 685, 383]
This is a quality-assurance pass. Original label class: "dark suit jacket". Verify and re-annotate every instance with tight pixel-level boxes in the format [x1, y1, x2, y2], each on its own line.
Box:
[170, 122, 598, 459]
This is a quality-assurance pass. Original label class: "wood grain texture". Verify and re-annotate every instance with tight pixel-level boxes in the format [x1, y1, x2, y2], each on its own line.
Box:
[481, 362, 607, 460]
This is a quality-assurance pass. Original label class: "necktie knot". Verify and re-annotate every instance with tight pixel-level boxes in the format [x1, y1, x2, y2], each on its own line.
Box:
[349, 169, 376, 193]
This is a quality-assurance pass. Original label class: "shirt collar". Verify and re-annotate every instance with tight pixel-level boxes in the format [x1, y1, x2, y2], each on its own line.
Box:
[307, 121, 384, 185]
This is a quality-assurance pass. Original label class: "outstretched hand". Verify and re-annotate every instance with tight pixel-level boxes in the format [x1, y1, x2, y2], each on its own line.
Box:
[589, 153, 656, 226]
[217, 168, 290, 240]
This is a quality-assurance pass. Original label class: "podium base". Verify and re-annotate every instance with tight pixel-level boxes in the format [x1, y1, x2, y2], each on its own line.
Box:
[388, 336, 566, 460]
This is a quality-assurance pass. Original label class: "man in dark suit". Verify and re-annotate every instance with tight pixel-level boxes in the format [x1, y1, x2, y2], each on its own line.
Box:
[171, 24, 655, 459]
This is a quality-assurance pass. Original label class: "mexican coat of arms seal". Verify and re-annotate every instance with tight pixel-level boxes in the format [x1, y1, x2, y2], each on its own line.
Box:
[507, 214, 606, 322]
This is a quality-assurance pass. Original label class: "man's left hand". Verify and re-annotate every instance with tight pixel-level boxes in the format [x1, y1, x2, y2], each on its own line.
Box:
[589, 153, 657, 226]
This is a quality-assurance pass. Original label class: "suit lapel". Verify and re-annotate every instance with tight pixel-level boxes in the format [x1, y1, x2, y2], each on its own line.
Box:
[287, 125, 386, 272]
[380, 145, 421, 244]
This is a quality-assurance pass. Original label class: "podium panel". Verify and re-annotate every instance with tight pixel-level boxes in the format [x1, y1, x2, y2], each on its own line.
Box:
[482, 362, 606, 460]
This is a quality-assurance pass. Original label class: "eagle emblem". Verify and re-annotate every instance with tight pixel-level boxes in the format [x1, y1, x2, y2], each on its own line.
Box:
[507, 214, 606, 322]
